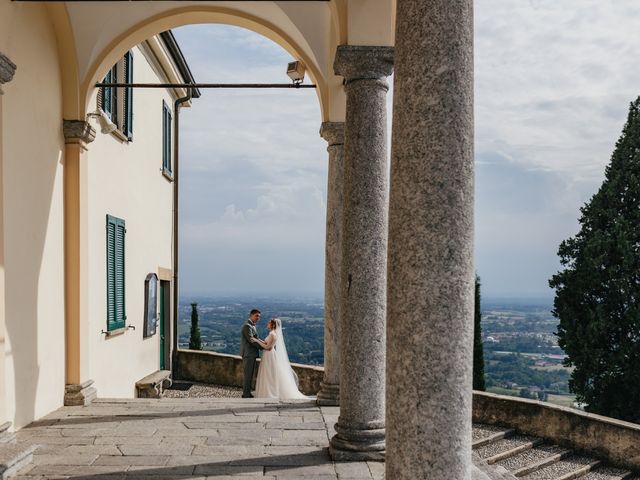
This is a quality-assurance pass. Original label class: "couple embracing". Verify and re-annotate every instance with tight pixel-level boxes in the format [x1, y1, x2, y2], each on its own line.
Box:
[240, 309, 307, 399]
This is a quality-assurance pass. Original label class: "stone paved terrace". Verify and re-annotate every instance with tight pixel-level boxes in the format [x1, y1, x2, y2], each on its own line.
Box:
[12, 397, 384, 480]
[13, 391, 635, 480]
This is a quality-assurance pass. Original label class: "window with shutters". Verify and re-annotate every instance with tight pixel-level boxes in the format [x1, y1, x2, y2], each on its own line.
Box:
[99, 51, 134, 140]
[162, 101, 172, 177]
[106, 214, 126, 331]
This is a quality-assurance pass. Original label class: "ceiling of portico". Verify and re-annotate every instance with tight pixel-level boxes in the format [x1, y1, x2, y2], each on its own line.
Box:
[59, 0, 394, 121]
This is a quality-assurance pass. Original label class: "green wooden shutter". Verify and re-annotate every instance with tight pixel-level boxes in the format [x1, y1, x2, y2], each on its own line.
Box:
[102, 65, 118, 123]
[102, 69, 113, 118]
[106, 215, 126, 331]
[124, 51, 133, 140]
[167, 108, 172, 174]
[162, 102, 172, 175]
[106, 218, 116, 327]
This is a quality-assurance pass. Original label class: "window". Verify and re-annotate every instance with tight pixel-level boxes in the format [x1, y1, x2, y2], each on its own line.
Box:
[162, 101, 172, 176]
[99, 51, 134, 140]
[106, 215, 126, 331]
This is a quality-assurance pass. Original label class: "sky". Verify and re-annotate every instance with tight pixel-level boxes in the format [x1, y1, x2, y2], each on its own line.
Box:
[172, 1, 640, 300]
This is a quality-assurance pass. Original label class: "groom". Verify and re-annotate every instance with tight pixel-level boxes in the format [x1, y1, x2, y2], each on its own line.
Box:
[240, 309, 263, 398]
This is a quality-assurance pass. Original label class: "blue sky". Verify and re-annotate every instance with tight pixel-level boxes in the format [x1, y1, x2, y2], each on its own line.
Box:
[173, 0, 640, 299]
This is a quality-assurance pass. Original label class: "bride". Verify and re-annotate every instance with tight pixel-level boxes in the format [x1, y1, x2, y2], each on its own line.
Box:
[251, 318, 307, 399]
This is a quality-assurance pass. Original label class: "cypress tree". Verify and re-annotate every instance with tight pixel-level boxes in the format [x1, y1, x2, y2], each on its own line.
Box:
[473, 274, 486, 391]
[549, 97, 640, 422]
[189, 302, 202, 351]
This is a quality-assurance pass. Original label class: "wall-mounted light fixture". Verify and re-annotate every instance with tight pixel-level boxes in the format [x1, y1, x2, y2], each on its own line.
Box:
[86, 108, 118, 134]
[286, 61, 306, 85]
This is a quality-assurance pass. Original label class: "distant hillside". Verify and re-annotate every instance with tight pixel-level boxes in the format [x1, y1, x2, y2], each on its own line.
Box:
[178, 296, 324, 365]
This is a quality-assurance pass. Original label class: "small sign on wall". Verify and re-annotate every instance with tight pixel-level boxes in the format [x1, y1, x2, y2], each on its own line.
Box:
[143, 273, 158, 338]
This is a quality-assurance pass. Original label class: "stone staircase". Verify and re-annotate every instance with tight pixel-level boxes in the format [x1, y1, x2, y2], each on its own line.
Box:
[0, 423, 35, 480]
[473, 423, 639, 480]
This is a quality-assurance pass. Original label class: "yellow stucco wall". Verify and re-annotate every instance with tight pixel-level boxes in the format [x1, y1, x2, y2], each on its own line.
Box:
[85, 45, 174, 397]
[0, 1, 66, 429]
[0, 0, 396, 429]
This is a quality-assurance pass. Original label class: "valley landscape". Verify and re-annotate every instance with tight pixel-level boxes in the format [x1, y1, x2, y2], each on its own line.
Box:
[178, 295, 575, 407]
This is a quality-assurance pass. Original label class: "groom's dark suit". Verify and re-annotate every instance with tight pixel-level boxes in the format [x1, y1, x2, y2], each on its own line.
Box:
[240, 319, 261, 397]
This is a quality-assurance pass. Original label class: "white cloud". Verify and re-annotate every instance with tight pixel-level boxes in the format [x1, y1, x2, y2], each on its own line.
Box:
[476, 0, 640, 181]
[169, 3, 640, 297]
[473, 0, 640, 297]
[170, 24, 328, 294]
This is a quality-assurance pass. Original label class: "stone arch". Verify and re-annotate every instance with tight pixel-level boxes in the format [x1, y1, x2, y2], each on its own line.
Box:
[47, 4, 82, 119]
[80, 6, 329, 120]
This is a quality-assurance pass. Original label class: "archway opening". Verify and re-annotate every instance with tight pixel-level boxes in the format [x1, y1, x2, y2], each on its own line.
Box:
[171, 24, 327, 365]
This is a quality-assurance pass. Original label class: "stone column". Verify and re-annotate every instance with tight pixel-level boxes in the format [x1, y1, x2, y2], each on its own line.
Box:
[329, 45, 393, 462]
[63, 120, 97, 406]
[317, 122, 345, 407]
[0, 51, 16, 429]
[386, 1, 475, 479]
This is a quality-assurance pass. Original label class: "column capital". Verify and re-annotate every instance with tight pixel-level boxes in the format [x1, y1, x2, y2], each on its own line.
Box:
[63, 120, 96, 148]
[334, 45, 394, 82]
[0, 52, 16, 94]
[320, 122, 345, 147]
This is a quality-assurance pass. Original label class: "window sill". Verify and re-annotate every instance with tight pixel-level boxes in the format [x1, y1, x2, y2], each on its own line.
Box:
[162, 169, 174, 182]
[102, 324, 134, 338]
[109, 129, 131, 143]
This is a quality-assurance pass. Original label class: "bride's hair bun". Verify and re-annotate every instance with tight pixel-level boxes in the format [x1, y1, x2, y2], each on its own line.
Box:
[268, 318, 282, 330]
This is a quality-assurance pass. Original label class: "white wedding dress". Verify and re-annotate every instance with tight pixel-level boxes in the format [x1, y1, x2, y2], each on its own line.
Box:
[254, 320, 307, 399]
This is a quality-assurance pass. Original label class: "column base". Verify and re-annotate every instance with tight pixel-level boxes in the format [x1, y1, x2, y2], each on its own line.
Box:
[316, 381, 340, 406]
[64, 379, 97, 406]
[329, 419, 385, 461]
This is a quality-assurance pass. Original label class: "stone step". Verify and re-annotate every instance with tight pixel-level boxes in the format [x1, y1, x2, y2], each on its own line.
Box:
[519, 455, 600, 480]
[0, 424, 14, 444]
[498, 444, 570, 475]
[0, 444, 36, 480]
[473, 424, 516, 449]
[476, 435, 543, 464]
[474, 452, 519, 480]
[578, 466, 636, 479]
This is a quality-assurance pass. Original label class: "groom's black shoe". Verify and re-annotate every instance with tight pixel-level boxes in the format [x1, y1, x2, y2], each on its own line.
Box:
[242, 394, 254, 398]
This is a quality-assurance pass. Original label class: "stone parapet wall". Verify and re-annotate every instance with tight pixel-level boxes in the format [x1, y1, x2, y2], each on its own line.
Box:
[175, 350, 323, 396]
[473, 391, 640, 472]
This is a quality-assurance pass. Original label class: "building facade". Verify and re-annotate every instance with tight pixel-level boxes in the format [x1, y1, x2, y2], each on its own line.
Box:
[0, 14, 197, 429]
[1, 1, 476, 478]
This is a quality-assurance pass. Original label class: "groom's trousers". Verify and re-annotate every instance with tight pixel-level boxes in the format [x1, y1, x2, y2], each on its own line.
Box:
[242, 356, 257, 397]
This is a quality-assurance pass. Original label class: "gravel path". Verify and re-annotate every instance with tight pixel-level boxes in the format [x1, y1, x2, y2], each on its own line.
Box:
[476, 435, 538, 460]
[473, 423, 512, 442]
[164, 381, 243, 398]
[581, 467, 637, 479]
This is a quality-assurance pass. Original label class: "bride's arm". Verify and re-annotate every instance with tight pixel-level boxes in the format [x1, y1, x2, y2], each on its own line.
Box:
[254, 332, 276, 351]
[251, 333, 276, 350]
[251, 337, 267, 349]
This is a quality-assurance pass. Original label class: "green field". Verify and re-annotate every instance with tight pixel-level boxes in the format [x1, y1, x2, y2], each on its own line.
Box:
[547, 394, 577, 408]
[531, 365, 571, 372]
[486, 387, 577, 409]
[486, 386, 521, 397]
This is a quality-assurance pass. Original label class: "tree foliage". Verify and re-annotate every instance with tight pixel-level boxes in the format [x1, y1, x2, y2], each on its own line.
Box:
[549, 97, 640, 422]
[473, 275, 486, 391]
[189, 302, 202, 350]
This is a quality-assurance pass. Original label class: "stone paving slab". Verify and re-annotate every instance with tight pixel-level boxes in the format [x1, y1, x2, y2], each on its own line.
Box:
[11, 398, 361, 480]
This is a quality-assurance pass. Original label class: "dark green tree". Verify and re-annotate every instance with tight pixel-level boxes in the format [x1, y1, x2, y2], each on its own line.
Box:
[549, 97, 640, 423]
[189, 302, 202, 350]
[473, 275, 486, 391]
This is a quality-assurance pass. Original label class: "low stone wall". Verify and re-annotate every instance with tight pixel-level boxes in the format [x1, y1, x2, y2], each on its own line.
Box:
[473, 391, 640, 472]
[175, 349, 323, 396]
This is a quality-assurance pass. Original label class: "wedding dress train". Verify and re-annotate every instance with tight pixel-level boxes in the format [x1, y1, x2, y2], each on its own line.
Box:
[254, 320, 307, 399]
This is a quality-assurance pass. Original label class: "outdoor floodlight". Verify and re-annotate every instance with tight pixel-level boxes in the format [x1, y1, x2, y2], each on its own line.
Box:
[286, 61, 306, 84]
[87, 108, 118, 134]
